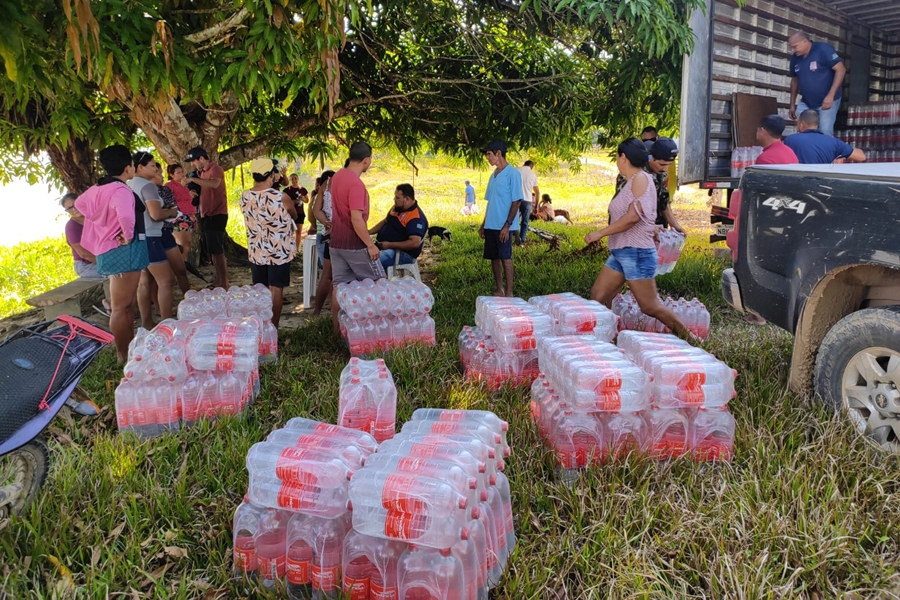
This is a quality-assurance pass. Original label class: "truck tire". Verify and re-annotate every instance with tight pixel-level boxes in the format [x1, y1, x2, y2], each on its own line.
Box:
[814, 307, 900, 452]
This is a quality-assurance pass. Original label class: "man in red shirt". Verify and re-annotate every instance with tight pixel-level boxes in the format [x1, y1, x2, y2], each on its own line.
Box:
[329, 141, 384, 329]
[755, 115, 799, 165]
[184, 146, 229, 289]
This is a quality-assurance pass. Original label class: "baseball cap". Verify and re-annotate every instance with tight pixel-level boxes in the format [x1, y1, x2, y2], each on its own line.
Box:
[759, 114, 787, 137]
[649, 137, 678, 161]
[250, 157, 279, 177]
[481, 139, 508, 154]
[618, 138, 649, 167]
[184, 146, 209, 162]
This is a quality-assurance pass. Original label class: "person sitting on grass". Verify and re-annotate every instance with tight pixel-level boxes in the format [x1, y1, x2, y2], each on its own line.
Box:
[369, 183, 428, 271]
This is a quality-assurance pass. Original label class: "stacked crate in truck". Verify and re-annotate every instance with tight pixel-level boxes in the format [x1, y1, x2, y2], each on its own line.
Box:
[679, 0, 900, 241]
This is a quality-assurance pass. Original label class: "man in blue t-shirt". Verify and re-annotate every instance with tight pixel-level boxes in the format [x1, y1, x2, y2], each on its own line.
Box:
[478, 139, 523, 297]
[788, 31, 846, 136]
[784, 109, 866, 164]
[369, 183, 428, 270]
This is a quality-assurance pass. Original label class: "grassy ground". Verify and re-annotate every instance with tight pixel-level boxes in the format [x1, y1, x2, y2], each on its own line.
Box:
[0, 236, 75, 318]
[3, 155, 900, 597]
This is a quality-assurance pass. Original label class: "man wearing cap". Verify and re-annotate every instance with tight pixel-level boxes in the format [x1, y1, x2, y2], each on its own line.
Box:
[369, 183, 428, 270]
[240, 158, 297, 327]
[614, 137, 684, 234]
[784, 109, 866, 164]
[479, 140, 523, 297]
[184, 146, 229, 289]
[755, 115, 799, 165]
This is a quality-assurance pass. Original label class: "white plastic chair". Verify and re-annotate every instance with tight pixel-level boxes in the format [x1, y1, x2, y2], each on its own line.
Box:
[302, 236, 319, 309]
[387, 253, 421, 281]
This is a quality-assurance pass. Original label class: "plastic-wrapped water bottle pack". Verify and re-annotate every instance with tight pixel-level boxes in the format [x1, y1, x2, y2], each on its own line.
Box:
[335, 278, 436, 356]
[232, 408, 515, 599]
[115, 316, 263, 439]
[531, 331, 737, 484]
[612, 291, 711, 340]
[461, 294, 619, 388]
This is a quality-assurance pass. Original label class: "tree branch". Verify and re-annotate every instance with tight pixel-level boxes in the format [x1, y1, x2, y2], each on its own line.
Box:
[184, 7, 250, 44]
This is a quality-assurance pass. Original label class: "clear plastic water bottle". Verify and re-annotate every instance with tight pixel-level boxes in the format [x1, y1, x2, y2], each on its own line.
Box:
[691, 407, 736, 462]
[284, 418, 379, 455]
[255, 508, 288, 588]
[246, 442, 356, 487]
[266, 429, 368, 469]
[233, 494, 265, 579]
[397, 545, 467, 597]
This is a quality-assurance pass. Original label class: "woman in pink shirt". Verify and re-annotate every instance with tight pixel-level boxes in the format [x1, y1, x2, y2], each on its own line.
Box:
[165, 163, 197, 261]
[74, 144, 149, 362]
[584, 138, 689, 338]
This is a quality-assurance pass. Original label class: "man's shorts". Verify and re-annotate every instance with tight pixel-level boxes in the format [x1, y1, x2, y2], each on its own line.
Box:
[250, 262, 291, 288]
[200, 214, 228, 255]
[483, 229, 512, 260]
[97, 237, 149, 277]
[330, 247, 386, 286]
[146, 236, 169, 264]
[605, 247, 658, 281]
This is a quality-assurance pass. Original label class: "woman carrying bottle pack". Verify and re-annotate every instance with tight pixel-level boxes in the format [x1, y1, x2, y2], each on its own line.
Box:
[584, 138, 690, 339]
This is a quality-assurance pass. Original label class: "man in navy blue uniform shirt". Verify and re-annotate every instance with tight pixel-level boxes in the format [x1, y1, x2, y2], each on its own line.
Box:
[784, 110, 866, 164]
[788, 31, 846, 136]
[369, 183, 428, 270]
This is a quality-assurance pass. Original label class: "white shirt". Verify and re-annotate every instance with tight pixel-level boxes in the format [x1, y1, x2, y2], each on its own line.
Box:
[517, 166, 538, 204]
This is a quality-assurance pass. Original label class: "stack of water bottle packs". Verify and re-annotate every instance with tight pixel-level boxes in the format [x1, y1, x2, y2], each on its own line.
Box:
[115, 286, 279, 439]
[612, 291, 711, 340]
[178, 284, 279, 362]
[460, 294, 618, 387]
[338, 357, 398, 443]
[232, 404, 516, 598]
[531, 330, 737, 481]
[336, 278, 436, 356]
[655, 229, 686, 275]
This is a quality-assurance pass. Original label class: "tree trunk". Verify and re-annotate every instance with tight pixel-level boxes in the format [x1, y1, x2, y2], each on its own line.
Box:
[46, 139, 97, 194]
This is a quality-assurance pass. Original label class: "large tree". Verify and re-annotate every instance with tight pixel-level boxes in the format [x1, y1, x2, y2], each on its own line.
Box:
[0, 0, 702, 193]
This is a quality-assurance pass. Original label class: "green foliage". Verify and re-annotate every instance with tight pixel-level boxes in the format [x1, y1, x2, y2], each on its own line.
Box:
[0, 235, 76, 318]
[0, 0, 702, 187]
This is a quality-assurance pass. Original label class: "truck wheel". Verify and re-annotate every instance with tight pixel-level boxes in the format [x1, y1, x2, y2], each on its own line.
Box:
[814, 307, 900, 452]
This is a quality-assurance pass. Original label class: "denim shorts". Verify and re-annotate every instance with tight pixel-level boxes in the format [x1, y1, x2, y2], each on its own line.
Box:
[605, 247, 658, 280]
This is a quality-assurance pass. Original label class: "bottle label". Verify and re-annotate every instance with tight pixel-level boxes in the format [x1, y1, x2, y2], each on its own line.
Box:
[593, 373, 622, 392]
[286, 557, 311, 584]
[693, 440, 733, 462]
[396, 456, 426, 474]
[596, 390, 621, 411]
[438, 410, 464, 421]
[258, 554, 285, 580]
[277, 480, 312, 510]
[343, 576, 370, 600]
[383, 510, 421, 539]
[216, 325, 237, 372]
[116, 410, 130, 428]
[381, 473, 424, 513]
[275, 447, 318, 484]
[678, 371, 706, 388]
[233, 546, 257, 573]
[674, 387, 706, 405]
[373, 423, 395, 443]
[409, 443, 438, 458]
[429, 422, 460, 435]
[370, 581, 398, 600]
[131, 408, 149, 426]
[312, 564, 339, 591]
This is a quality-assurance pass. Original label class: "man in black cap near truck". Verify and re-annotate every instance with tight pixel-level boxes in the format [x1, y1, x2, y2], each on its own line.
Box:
[614, 136, 685, 234]
[184, 146, 229, 289]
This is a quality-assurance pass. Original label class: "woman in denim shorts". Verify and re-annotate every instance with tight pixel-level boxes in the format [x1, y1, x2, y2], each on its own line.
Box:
[584, 138, 690, 338]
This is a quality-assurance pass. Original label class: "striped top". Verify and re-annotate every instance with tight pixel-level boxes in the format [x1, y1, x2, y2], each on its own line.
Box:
[607, 171, 658, 250]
